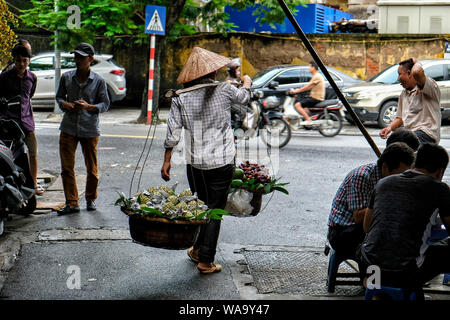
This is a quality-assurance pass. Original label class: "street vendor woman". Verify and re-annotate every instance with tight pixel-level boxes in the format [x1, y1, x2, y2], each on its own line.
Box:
[161, 47, 252, 274]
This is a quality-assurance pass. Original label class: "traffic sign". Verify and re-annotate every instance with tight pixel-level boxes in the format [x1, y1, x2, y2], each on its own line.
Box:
[145, 5, 166, 35]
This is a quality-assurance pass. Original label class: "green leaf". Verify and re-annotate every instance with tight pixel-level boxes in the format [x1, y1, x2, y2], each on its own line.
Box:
[264, 184, 271, 194]
[273, 187, 289, 195]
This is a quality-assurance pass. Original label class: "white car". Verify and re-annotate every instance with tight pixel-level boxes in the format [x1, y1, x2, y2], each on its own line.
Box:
[29, 52, 126, 108]
[342, 59, 450, 128]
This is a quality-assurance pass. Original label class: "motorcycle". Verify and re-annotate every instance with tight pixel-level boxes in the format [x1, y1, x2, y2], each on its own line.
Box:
[234, 90, 292, 148]
[0, 96, 36, 235]
[282, 91, 344, 137]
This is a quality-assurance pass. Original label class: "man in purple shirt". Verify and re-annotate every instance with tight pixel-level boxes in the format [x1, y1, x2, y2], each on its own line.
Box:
[0, 44, 43, 195]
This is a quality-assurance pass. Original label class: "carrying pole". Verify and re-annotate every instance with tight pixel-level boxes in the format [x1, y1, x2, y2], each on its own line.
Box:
[276, 0, 381, 158]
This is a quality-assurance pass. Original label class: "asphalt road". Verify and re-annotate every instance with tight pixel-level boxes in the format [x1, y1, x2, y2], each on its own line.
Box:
[1, 107, 449, 302]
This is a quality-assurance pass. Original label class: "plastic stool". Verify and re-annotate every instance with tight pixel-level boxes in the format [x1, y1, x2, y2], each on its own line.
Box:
[443, 273, 450, 285]
[326, 247, 362, 293]
[365, 286, 423, 300]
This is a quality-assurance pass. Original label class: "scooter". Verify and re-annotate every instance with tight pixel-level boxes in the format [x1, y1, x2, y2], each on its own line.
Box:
[282, 91, 343, 137]
[0, 96, 36, 235]
[234, 90, 292, 148]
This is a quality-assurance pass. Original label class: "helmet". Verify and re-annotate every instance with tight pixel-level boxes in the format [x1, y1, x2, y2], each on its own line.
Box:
[263, 96, 280, 109]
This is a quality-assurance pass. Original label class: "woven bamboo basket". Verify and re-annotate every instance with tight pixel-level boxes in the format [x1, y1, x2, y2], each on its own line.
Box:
[121, 207, 208, 250]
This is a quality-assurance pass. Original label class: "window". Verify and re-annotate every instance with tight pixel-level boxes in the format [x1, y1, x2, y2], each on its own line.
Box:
[273, 70, 300, 85]
[430, 17, 442, 34]
[29, 56, 54, 71]
[398, 16, 409, 33]
[425, 65, 445, 81]
[61, 57, 76, 69]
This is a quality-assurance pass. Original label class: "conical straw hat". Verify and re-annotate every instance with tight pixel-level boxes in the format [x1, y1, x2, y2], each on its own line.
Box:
[177, 47, 232, 84]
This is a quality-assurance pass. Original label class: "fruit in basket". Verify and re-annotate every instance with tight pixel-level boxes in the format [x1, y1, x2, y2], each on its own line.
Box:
[183, 211, 194, 218]
[159, 185, 175, 195]
[163, 202, 176, 213]
[233, 168, 245, 179]
[176, 201, 188, 211]
[148, 187, 158, 194]
[138, 194, 150, 204]
[167, 195, 179, 205]
[179, 189, 193, 197]
[238, 161, 271, 185]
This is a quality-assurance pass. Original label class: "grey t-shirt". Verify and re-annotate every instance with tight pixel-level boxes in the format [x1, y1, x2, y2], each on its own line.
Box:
[359, 170, 450, 272]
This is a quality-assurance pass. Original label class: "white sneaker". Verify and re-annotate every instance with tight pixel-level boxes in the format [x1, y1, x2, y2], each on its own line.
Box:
[300, 120, 313, 126]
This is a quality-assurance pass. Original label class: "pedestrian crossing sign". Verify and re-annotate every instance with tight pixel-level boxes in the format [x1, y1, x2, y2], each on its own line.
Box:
[145, 5, 166, 35]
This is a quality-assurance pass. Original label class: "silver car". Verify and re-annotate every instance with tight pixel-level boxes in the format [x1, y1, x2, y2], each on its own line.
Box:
[29, 52, 126, 108]
[342, 59, 450, 128]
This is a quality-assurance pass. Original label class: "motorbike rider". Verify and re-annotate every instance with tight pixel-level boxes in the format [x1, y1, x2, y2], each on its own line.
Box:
[288, 61, 325, 127]
[225, 59, 253, 130]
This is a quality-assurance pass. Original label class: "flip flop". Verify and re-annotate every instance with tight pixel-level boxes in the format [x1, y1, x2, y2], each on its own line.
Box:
[198, 263, 222, 274]
[187, 247, 199, 264]
[35, 184, 45, 195]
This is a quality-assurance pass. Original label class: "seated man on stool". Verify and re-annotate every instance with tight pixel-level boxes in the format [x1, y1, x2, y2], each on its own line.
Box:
[358, 143, 450, 290]
[289, 61, 324, 126]
[327, 141, 416, 259]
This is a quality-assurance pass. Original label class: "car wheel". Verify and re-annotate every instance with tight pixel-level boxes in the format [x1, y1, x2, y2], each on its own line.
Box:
[378, 101, 398, 128]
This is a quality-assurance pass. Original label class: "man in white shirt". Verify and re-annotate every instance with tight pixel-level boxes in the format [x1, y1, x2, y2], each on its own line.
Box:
[379, 58, 441, 144]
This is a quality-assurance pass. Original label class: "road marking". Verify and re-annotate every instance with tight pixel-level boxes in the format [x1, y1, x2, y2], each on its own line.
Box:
[101, 133, 154, 139]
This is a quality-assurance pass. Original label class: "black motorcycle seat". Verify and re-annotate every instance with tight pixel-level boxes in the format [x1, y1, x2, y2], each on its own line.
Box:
[313, 99, 339, 109]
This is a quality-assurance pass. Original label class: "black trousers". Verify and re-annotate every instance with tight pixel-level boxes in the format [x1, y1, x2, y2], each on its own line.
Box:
[186, 164, 234, 263]
[327, 223, 366, 258]
[415, 130, 436, 144]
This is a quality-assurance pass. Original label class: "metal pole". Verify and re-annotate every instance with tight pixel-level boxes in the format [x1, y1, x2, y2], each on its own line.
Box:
[276, 0, 381, 158]
[147, 34, 156, 125]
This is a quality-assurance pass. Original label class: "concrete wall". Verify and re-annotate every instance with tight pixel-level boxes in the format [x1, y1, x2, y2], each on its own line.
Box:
[161, 32, 446, 90]
[19, 32, 447, 106]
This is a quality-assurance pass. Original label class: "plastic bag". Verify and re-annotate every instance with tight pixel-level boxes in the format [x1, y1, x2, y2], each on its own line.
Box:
[283, 102, 299, 119]
[242, 112, 256, 129]
[225, 189, 255, 217]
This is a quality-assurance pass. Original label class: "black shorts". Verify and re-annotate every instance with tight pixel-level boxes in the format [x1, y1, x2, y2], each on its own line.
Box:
[295, 97, 321, 109]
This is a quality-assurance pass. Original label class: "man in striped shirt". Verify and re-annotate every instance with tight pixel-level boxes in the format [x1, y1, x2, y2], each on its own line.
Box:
[327, 134, 418, 258]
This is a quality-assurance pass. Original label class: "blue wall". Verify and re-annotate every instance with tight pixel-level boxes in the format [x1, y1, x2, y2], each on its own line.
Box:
[225, 4, 353, 34]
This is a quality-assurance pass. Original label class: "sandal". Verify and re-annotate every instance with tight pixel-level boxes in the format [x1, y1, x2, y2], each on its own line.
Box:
[187, 247, 199, 264]
[35, 184, 45, 195]
[198, 263, 222, 274]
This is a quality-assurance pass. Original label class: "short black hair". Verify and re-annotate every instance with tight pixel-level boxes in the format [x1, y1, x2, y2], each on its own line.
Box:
[399, 58, 414, 71]
[415, 143, 449, 174]
[12, 45, 31, 59]
[377, 142, 415, 171]
[386, 129, 420, 151]
[310, 61, 319, 71]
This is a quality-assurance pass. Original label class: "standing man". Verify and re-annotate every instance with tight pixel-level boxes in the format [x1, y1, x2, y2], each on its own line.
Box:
[358, 143, 450, 289]
[56, 43, 110, 215]
[288, 61, 325, 126]
[1, 39, 32, 73]
[161, 47, 251, 274]
[379, 58, 441, 144]
[0, 43, 43, 195]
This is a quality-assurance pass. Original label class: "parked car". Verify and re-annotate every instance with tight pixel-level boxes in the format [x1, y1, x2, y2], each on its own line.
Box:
[29, 52, 126, 108]
[251, 64, 362, 102]
[342, 59, 450, 128]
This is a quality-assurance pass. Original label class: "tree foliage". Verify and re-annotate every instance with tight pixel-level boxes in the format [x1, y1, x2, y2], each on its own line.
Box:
[19, 0, 307, 49]
[0, 0, 18, 68]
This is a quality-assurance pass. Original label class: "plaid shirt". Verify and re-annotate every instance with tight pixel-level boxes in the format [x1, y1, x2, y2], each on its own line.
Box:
[328, 162, 381, 227]
[164, 80, 250, 170]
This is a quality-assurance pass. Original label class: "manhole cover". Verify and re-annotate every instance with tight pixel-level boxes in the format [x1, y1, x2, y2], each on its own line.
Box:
[241, 247, 365, 297]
